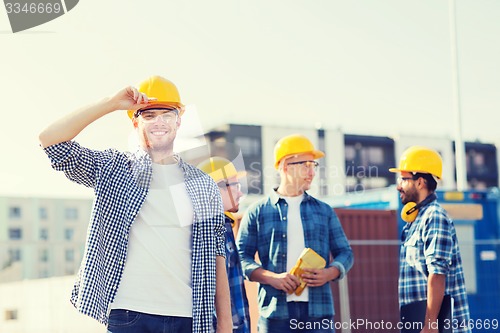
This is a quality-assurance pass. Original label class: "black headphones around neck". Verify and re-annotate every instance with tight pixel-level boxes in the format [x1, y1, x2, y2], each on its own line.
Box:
[401, 193, 437, 223]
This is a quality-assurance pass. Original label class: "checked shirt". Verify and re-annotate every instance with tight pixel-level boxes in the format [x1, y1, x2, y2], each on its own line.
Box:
[43, 141, 225, 333]
[399, 199, 471, 333]
[237, 189, 354, 319]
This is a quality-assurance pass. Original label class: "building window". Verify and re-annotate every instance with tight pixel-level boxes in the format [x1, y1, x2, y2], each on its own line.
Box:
[65, 249, 75, 262]
[362, 177, 389, 190]
[344, 135, 396, 192]
[39, 249, 49, 263]
[469, 179, 488, 190]
[39, 207, 48, 220]
[8, 249, 21, 262]
[8, 228, 22, 240]
[64, 228, 74, 241]
[65, 207, 78, 220]
[40, 228, 49, 241]
[8, 206, 21, 219]
[366, 146, 384, 165]
[234, 136, 261, 156]
[344, 145, 356, 161]
[459, 142, 498, 188]
[4, 309, 18, 321]
[346, 176, 365, 193]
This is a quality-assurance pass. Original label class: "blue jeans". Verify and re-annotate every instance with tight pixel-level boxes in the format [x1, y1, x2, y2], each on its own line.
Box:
[258, 302, 335, 333]
[107, 309, 192, 333]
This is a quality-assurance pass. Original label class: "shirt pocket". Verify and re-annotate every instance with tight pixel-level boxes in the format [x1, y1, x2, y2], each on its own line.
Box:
[404, 235, 420, 267]
[404, 235, 428, 276]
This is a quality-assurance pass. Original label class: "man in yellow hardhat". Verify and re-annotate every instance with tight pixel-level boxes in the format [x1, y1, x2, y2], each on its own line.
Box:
[390, 146, 471, 333]
[198, 157, 251, 333]
[39, 76, 231, 333]
[237, 134, 353, 333]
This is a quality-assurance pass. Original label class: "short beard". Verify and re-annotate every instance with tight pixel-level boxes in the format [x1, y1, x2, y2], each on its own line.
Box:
[402, 188, 418, 204]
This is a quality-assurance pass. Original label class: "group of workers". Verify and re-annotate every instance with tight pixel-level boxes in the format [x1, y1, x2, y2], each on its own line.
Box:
[38, 75, 470, 333]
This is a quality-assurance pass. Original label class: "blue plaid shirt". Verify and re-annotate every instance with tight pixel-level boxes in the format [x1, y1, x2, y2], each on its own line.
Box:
[214, 213, 251, 333]
[43, 141, 226, 333]
[399, 198, 471, 333]
[237, 190, 353, 319]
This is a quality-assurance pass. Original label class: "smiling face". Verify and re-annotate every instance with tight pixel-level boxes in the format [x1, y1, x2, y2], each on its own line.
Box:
[133, 109, 181, 154]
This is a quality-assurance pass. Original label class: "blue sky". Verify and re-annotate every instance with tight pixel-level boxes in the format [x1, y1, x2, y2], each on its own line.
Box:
[0, 0, 499, 196]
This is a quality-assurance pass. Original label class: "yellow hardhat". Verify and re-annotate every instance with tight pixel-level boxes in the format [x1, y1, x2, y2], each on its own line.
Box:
[127, 75, 185, 119]
[274, 134, 325, 169]
[389, 145, 443, 179]
[197, 157, 247, 183]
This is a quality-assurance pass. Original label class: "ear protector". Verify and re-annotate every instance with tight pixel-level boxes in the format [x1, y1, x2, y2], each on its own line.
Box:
[401, 193, 437, 223]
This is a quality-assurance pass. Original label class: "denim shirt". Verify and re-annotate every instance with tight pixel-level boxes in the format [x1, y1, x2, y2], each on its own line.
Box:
[237, 189, 354, 319]
[214, 213, 251, 333]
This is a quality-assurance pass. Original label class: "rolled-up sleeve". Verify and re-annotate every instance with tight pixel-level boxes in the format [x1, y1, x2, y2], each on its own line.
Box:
[43, 141, 120, 189]
[43, 141, 99, 188]
[423, 210, 453, 275]
[328, 211, 354, 280]
[213, 196, 226, 258]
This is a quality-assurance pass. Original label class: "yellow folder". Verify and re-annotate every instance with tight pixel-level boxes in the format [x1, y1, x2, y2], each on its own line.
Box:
[289, 248, 326, 296]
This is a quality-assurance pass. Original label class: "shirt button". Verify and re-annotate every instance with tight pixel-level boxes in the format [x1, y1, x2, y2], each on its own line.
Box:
[283, 217, 287, 220]
[282, 234, 286, 238]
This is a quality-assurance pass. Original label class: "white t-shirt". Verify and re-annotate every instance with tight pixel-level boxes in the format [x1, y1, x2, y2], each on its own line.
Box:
[283, 194, 309, 302]
[111, 162, 194, 317]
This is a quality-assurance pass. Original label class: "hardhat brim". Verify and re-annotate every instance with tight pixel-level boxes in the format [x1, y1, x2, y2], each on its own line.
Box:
[127, 102, 185, 119]
[311, 150, 325, 160]
[388, 167, 441, 179]
[275, 150, 325, 169]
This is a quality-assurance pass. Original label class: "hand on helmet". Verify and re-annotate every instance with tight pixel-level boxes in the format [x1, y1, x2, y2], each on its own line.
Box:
[111, 86, 154, 112]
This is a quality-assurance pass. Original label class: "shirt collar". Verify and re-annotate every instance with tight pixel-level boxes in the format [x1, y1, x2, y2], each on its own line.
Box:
[130, 149, 193, 183]
[270, 187, 311, 205]
[132, 147, 149, 160]
[132, 148, 184, 167]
